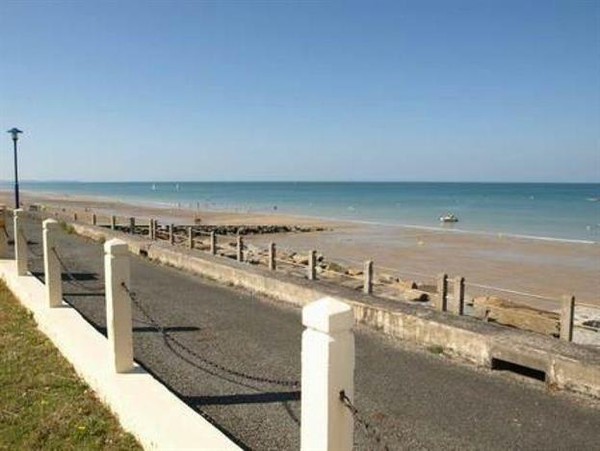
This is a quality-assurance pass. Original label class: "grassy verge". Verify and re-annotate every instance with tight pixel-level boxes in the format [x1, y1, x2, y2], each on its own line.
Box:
[0, 281, 141, 450]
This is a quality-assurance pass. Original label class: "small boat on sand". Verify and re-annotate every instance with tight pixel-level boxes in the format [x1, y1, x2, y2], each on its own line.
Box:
[440, 213, 459, 223]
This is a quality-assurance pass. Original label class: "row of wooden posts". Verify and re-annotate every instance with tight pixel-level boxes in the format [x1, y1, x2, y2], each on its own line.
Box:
[4, 208, 357, 451]
[64, 208, 578, 343]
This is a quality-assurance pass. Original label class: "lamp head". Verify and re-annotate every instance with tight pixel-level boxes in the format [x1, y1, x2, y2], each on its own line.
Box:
[7, 128, 23, 141]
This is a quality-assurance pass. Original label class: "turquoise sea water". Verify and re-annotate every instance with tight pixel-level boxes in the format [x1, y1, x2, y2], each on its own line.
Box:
[2, 182, 599, 243]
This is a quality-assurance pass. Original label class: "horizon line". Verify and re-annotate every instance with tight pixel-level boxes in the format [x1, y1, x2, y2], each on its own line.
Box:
[1, 179, 599, 185]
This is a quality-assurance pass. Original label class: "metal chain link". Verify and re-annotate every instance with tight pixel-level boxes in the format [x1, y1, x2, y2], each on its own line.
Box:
[121, 282, 300, 388]
[19, 229, 45, 259]
[52, 247, 105, 292]
[121, 283, 165, 334]
[340, 390, 391, 451]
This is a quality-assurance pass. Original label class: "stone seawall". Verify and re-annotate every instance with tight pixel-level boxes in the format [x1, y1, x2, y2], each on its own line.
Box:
[69, 220, 600, 398]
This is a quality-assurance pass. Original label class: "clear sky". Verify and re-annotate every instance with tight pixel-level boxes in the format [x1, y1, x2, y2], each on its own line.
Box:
[1, 0, 598, 182]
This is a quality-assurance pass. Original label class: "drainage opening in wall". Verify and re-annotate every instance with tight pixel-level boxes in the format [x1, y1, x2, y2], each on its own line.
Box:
[491, 358, 546, 382]
[139, 249, 148, 258]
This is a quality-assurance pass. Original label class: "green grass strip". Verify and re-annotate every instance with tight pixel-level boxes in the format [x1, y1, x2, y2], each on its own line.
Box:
[0, 281, 141, 450]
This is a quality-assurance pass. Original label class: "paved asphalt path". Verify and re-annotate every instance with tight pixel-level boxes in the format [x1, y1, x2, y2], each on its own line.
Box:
[7, 216, 600, 450]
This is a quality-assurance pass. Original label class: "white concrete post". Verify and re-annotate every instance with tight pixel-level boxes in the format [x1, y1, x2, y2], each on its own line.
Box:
[104, 239, 134, 373]
[363, 260, 373, 294]
[269, 242, 276, 270]
[301, 297, 355, 451]
[188, 226, 194, 249]
[14, 209, 28, 276]
[237, 235, 243, 262]
[0, 205, 7, 259]
[43, 219, 63, 308]
[110, 215, 117, 230]
[308, 250, 317, 280]
[210, 231, 216, 255]
[560, 295, 575, 342]
[452, 276, 465, 315]
[436, 273, 448, 312]
[168, 224, 174, 245]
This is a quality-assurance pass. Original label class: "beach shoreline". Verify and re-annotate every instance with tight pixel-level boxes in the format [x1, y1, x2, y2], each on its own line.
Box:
[1, 189, 599, 309]
[8, 188, 599, 245]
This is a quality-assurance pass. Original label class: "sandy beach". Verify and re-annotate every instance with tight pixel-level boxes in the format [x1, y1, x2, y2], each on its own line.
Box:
[2, 189, 599, 311]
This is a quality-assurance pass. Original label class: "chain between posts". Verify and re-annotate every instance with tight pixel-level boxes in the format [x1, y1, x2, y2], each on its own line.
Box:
[339, 390, 390, 451]
[20, 229, 45, 258]
[51, 247, 105, 292]
[16, 223, 105, 292]
[121, 282, 300, 388]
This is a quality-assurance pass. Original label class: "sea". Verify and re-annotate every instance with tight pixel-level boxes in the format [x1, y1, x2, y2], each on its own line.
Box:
[2, 181, 599, 243]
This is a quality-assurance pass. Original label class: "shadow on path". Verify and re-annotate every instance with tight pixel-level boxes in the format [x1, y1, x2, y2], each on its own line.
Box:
[184, 391, 300, 407]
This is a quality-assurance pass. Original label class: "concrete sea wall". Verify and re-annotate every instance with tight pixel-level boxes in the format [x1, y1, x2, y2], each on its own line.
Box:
[70, 221, 600, 398]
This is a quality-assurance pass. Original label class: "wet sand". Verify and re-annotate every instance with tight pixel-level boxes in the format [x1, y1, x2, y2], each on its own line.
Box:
[3, 190, 599, 309]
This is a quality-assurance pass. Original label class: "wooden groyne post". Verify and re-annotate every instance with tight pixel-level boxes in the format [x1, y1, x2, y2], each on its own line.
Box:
[188, 226, 194, 249]
[269, 242, 276, 270]
[237, 235, 244, 262]
[149, 219, 156, 240]
[308, 250, 317, 280]
[560, 295, 575, 342]
[210, 231, 216, 255]
[436, 273, 448, 312]
[452, 276, 465, 316]
[363, 260, 373, 295]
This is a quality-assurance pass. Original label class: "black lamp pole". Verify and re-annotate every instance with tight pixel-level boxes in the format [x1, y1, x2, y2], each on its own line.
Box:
[7, 128, 23, 209]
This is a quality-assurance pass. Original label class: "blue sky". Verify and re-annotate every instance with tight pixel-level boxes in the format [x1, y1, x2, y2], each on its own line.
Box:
[1, 0, 598, 182]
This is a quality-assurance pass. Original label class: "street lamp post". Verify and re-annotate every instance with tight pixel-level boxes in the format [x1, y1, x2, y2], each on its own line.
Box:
[7, 128, 23, 209]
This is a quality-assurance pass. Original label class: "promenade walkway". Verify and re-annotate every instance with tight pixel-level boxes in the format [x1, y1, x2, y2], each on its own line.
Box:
[7, 216, 600, 450]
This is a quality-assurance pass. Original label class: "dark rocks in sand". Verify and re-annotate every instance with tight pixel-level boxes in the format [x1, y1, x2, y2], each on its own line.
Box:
[187, 224, 327, 236]
[582, 320, 600, 331]
[399, 289, 429, 302]
[106, 220, 326, 237]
